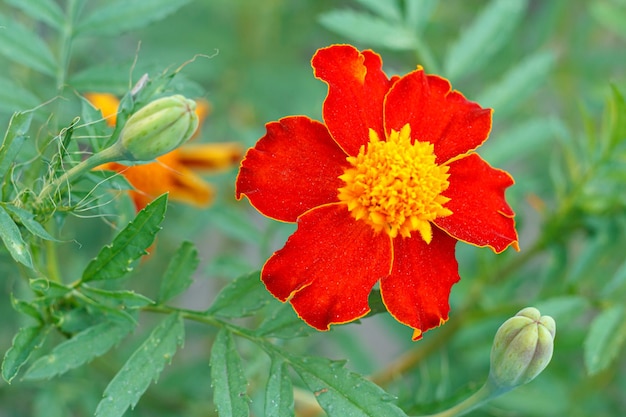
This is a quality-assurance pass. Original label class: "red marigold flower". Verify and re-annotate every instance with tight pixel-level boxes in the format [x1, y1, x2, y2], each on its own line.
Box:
[236, 44, 519, 340]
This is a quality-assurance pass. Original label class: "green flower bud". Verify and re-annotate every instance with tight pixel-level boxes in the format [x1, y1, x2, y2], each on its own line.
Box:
[119, 95, 199, 161]
[488, 307, 556, 393]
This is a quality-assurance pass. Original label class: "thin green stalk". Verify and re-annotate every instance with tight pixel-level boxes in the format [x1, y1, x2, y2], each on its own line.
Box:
[37, 143, 126, 205]
[420, 384, 494, 417]
[56, 0, 79, 91]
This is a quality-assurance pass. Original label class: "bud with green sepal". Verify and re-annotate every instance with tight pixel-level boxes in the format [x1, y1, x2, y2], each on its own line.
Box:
[37, 95, 199, 205]
[119, 94, 198, 162]
[420, 307, 556, 417]
[487, 306, 556, 394]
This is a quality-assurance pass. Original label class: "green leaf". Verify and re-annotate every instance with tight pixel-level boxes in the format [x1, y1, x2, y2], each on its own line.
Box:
[0, 77, 40, 114]
[11, 294, 43, 322]
[265, 355, 294, 417]
[95, 313, 185, 417]
[584, 305, 626, 375]
[608, 85, 626, 150]
[479, 117, 566, 166]
[477, 50, 556, 114]
[0, 14, 57, 76]
[318, 9, 417, 51]
[287, 355, 407, 417]
[206, 271, 272, 318]
[2, 326, 49, 383]
[29, 279, 72, 298]
[590, 1, 626, 40]
[76, 0, 192, 36]
[354, 0, 401, 21]
[81, 193, 167, 282]
[80, 286, 154, 308]
[158, 241, 199, 303]
[443, 0, 528, 80]
[70, 64, 135, 96]
[405, 0, 438, 33]
[5, 0, 65, 30]
[0, 112, 32, 182]
[3, 204, 59, 241]
[24, 321, 132, 380]
[255, 302, 315, 339]
[0, 205, 34, 268]
[210, 329, 250, 417]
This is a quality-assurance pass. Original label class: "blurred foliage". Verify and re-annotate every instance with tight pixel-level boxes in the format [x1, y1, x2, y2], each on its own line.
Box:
[0, 0, 625, 416]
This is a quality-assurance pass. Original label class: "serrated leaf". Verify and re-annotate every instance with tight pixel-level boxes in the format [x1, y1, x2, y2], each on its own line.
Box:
[80, 286, 154, 309]
[477, 50, 556, 114]
[584, 305, 626, 375]
[0, 14, 57, 76]
[95, 313, 184, 417]
[210, 328, 250, 417]
[3, 204, 59, 241]
[0, 77, 40, 114]
[24, 321, 132, 380]
[81, 193, 167, 282]
[287, 355, 407, 417]
[11, 294, 43, 322]
[0, 111, 32, 182]
[2, 326, 49, 383]
[5, 0, 65, 30]
[206, 271, 272, 318]
[354, 0, 401, 21]
[29, 278, 72, 298]
[319, 9, 416, 51]
[76, 0, 192, 36]
[158, 241, 198, 303]
[0, 205, 34, 268]
[255, 302, 315, 339]
[265, 355, 294, 417]
[443, 0, 528, 80]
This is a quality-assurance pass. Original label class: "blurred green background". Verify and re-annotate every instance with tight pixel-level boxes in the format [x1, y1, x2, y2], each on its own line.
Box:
[1, 0, 626, 416]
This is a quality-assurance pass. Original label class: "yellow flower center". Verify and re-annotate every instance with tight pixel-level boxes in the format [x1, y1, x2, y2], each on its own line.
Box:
[337, 124, 452, 242]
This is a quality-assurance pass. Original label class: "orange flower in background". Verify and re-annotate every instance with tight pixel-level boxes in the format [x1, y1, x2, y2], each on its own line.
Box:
[86, 93, 241, 211]
[236, 45, 519, 340]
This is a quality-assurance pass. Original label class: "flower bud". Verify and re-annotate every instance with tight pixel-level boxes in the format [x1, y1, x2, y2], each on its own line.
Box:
[488, 307, 556, 393]
[119, 95, 199, 161]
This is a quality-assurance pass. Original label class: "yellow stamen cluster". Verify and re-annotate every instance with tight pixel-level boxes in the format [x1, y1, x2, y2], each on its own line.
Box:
[337, 124, 452, 242]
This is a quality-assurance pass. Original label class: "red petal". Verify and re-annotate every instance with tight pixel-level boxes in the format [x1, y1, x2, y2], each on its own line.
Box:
[236, 116, 349, 222]
[434, 154, 519, 253]
[312, 44, 392, 156]
[262, 204, 392, 330]
[381, 228, 459, 340]
[384, 68, 492, 164]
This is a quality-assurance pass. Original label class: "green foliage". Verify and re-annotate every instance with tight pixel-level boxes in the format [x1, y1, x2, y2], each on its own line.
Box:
[210, 329, 250, 417]
[1, 1, 626, 416]
[95, 313, 185, 417]
[24, 321, 132, 380]
[81, 194, 167, 282]
[584, 305, 626, 375]
[285, 353, 407, 417]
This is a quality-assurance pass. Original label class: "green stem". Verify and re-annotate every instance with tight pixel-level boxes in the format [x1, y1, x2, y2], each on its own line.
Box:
[420, 383, 496, 417]
[56, 0, 79, 91]
[37, 143, 126, 205]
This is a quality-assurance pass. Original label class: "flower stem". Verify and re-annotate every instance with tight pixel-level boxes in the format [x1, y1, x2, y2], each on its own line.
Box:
[37, 143, 126, 205]
[419, 383, 496, 417]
